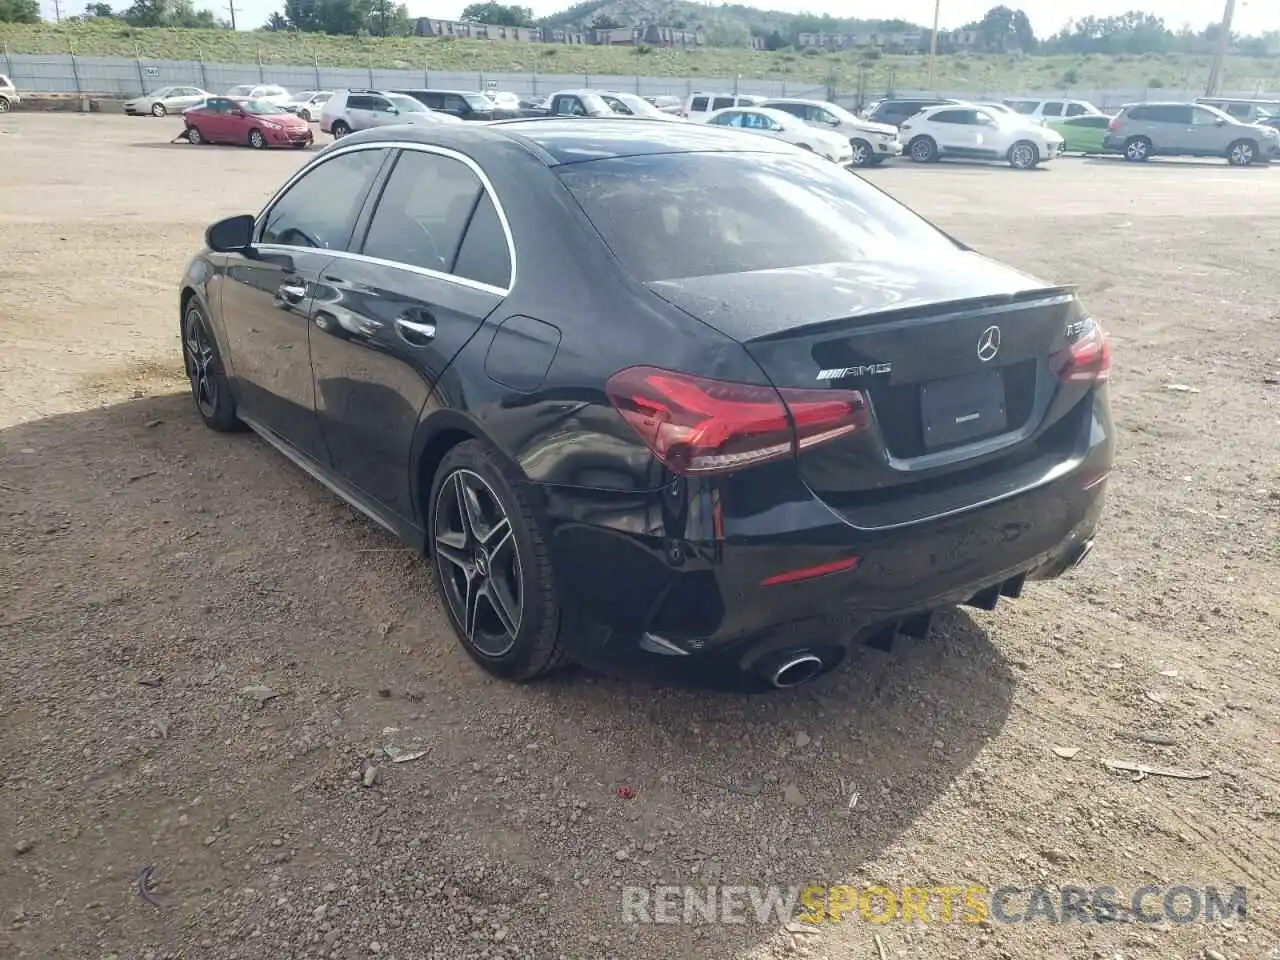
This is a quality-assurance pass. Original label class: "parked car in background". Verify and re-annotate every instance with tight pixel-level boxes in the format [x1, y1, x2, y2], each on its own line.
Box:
[863, 97, 962, 127]
[1255, 114, 1280, 134]
[1104, 101, 1280, 165]
[0, 73, 18, 112]
[645, 94, 683, 114]
[486, 91, 522, 113]
[182, 119, 1111, 687]
[225, 84, 292, 107]
[392, 89, 512, 121]
[901, 104, 1064, 169]
[1003, 98, 1103, 123]
[597, 91, 683, 121]
[1195, 97, 1280, 123]
[321, 89, 462, 138]
[1046, 114, 1113, 154]
[544, 90, 615, 118]
[707, 106, 853, 164]
[760, 97, 901, 167]
[184, 96, 312, 149]
[283, 90, 333, 122]
[976, 102, 1017, 116]
[681, 92, 766, 122]
[517, 95, 547, 113]
[123, 85, 211, 117]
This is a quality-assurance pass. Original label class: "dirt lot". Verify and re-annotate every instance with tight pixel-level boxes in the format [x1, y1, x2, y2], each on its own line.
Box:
[2, 113, 1279, 960]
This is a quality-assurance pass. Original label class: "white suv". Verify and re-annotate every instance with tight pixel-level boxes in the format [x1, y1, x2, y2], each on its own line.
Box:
[0, 74, 20, 112]
[225, 84, 292, 107]
[759, 98, 901, 166]
[681, 92, 765, 122]
[319, 89, 461, 138]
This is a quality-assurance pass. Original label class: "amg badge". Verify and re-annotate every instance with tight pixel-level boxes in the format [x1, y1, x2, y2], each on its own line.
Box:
[816, 363, 892, 381]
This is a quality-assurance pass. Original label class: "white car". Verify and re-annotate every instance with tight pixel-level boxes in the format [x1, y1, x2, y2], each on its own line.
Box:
[681, 92, 766, 122]
[1002, 97, 1104, 123]
[706, 106, 854, 165]
[320, 89, 462, 138]
[597, 91, 683, 121]
[225, 84, 292, 107]
[0, 73, 18, 112]
[123, 85, 211, 117]
[283, 90, 333, 122]
[899, 104, 1065, 169]
[759, 97, 901, 166]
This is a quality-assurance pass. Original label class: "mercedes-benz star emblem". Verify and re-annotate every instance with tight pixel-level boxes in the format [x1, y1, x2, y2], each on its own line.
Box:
[977, 325, 1002, 362]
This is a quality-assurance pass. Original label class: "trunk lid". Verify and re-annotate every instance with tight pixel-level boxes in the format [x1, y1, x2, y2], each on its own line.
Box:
[646, 255, 1091, 527]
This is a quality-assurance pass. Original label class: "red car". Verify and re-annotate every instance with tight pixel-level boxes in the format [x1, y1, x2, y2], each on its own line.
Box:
[184, 96, 313, 149]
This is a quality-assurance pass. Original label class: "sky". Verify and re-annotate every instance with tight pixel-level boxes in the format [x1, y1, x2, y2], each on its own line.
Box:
[44, 0, 1279, 38]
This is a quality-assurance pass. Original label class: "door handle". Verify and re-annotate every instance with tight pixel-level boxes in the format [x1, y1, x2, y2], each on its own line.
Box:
[395, 316, 436, 345]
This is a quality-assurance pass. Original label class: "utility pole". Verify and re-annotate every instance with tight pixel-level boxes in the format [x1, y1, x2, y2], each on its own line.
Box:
[225, 0, 238, 30]
[927, 0, 941, 89]
[1204, 0, 1236, 96]
[52, 0, 61, 21]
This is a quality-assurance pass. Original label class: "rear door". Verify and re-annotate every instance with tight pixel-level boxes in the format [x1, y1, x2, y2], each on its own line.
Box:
[307, 146, 512, 522]
[218, 147, 390, 464]
[344, 93, 379, 130]
[1189, 104, 1231, 155]
[364, 94, 400, 128]
[1147, 104, 1192, 152]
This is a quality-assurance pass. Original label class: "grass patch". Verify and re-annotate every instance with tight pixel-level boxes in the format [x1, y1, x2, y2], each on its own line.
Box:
[0, 23, 1271, 92]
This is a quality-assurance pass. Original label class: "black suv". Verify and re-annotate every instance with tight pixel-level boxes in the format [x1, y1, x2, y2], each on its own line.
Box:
[392, 89, 517, 121]
[866, 97, 962, 128]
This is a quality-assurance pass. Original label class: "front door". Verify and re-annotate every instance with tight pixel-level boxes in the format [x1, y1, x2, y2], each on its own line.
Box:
[930, 108, 982, 155]
[1189, 105, 1231, 155]
[308, 147, 512, 523]
[218, 146, 389, 464]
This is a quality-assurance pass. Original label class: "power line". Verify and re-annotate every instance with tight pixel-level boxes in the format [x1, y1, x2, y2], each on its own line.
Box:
[1204, 0, 1235, 96]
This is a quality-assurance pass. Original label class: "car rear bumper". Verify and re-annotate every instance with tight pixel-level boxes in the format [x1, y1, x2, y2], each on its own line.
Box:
[533, 390, 1113, 682]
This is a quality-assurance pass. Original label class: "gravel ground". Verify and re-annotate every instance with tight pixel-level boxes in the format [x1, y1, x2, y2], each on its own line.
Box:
[2, 113, 1279, 960]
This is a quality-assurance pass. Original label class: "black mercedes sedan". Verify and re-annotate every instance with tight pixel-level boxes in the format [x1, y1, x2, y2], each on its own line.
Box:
[180, 119, 1113, 690]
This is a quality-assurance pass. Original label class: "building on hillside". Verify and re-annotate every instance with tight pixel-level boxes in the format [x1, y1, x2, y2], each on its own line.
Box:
[591, 24, 704, 47]
[547, 28, 588, 44]
[796, 29, 928, 53]
[413, 18, 542, 41]
[943, 28, 981, 50]
[796, 32, 852, 50]
[750, 35, 766, 50]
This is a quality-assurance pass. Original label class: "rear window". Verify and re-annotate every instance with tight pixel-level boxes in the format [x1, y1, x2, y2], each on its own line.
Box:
[557, 152, 959, 283]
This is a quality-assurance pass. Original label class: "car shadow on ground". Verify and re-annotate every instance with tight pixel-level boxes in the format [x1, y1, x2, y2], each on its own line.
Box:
[1080, 154, 1272, 170]
[1, 392, 1017, 958]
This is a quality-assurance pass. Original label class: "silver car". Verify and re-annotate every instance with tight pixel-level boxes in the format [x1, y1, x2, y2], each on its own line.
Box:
[1105, 101, 1280, 166]
[123, 86, 211, 117]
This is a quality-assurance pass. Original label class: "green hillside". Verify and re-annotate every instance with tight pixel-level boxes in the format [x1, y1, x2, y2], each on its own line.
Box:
[0, 22, 1270, 93]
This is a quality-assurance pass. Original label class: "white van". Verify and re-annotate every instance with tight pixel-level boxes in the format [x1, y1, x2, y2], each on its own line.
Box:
[681, 92, 765, 122]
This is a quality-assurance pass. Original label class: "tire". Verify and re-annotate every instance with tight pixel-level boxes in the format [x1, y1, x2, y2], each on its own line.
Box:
[181, 299, 240, 432]
[151, 102, 166, 118]
[0, 97, 10, 113]
[1123, 136, 1151, 162]
[331, 120, 350, 139]
[849, 138, 875, 167]
[908, 135, 938, 163]
[299, 108, 311, 122]
[1227, 139, 1257, 167]
[1008, 139, 1040, 170]
[248, 128, 267, 150]
[428, 440, 565, 681]
[185, 124, 203, 145]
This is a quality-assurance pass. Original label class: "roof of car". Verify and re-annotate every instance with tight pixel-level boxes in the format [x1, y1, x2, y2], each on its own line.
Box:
[331, 118, 798, 166]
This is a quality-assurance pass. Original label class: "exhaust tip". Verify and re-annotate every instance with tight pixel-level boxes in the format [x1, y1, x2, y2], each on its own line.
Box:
[771, 654, 825, 689]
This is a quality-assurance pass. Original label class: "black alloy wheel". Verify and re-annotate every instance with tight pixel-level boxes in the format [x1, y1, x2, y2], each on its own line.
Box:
[182, 301, 239, 431]
[429, 441, 564, 679]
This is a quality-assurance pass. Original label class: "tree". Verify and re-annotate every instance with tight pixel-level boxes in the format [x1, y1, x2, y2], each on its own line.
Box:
[0, 0, 40, 22]
[84, 1, 117, 16]
[366, 0, 411, 37]
[121, 0, 216, 27]
[458, 2, 533, 27]
[973, 6, 1036, 53]
[589, 14, 620, 30]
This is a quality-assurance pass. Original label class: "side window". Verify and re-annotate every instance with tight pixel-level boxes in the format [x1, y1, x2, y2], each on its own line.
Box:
[1162, 105, 1193, 124]
[1064, 103, 1087, 117]
[1191, 107, 1222, 126]
[690, 96, 708, 112]
[347, 95, 374, 111]
[1126, 106, 1150, 121]
[1041, 102, 1064, 117]
[712, 97, 735, 111]
[1009, 100, 1038, 115]
[369, 96, 394, 113]
[603, 96, 632, 115]
[452, 193, 512, 289]
[710, 110, 739, 127]
[261, 149, 386, 250]
[1226, 103, 1251, 118]
[361, 150, 482, 273]
[930, 110, 965, 124]
[444, 94, 469, 113]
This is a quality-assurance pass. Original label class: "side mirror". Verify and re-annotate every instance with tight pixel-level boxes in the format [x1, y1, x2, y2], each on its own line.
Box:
[827, 117, 840, 126]
[1216, 118, 1227, 126]
[387, 106, 399, 115]
[206, 213, 256, 254]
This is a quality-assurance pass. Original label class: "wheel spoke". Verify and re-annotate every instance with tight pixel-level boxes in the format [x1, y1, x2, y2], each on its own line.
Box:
[434, 530, 471, 571]
[458, 477, 487, 541]
[462, 571, 481, 641]
[479, 516, 510, 552]
[481, 578, 519, 638]
[451, 473, 474, 545]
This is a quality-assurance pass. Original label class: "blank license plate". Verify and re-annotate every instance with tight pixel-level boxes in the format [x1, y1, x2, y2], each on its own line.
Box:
[920, 369, 1007, 450]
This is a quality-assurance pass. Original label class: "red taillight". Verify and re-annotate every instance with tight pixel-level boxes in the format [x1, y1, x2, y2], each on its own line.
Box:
[1051, 319, 1111, 383]
[1108, 117, 1120, 130]
[604, 366, 868, 477]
